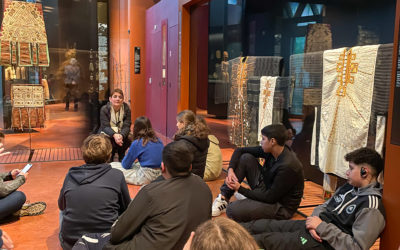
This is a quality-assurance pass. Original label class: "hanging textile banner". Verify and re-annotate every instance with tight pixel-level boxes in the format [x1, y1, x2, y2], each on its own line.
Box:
[317, 45, 379, 178]
[11, 84, 45, 129]
[305, 23, 333, 53]
[0, 0, 49, 66]
[228, 57, 254, 147]
[258, 76, 277, 141]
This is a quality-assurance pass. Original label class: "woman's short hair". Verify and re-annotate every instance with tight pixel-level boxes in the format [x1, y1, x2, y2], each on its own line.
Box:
[110, 88, 124, 98]
[190, 218, 259, 250]
[81, 134, 112, 164]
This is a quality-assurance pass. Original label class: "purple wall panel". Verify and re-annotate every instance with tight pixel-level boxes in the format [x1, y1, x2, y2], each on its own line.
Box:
[145, 0, 179, 138]
[167, 24, 179, 138]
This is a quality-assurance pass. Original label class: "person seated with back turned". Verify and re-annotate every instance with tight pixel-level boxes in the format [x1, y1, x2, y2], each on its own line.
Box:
[103, 140, 212, 250]
[183, 217, 259, 250]
[241, 147, 385, 250]
[98, 89, 132, 161]
[0, 132, 46, 224]
[58, 134, 131, 250]
[174, 110, 210, 178]
[111, 116, 163, 185]
[212, 124, 304, 222]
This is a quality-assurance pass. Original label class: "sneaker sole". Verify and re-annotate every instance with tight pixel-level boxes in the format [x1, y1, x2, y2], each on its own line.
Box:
[20, 202, 47, 217]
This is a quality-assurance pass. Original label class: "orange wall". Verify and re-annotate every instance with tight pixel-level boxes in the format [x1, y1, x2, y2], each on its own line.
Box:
[109, 0, 130, 101]
[381, 0, 400, 248]
[109, 0, 154, 121]
[129, 0, 154, 118]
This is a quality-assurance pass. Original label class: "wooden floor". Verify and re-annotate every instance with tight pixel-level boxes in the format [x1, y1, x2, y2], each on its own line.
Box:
[0, 104, 379, 249]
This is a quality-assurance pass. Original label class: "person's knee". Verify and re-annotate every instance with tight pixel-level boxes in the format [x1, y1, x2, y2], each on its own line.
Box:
[13, 191, 26, 206]
[226, 202, 246, 222]
[239, 153, 256, 163]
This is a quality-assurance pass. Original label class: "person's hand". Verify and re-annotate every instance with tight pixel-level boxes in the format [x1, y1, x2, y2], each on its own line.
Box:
[10, 169, 20, 179]
[226, 168, 238, 183]
[0, 143, 10, 157]
[18, 172, 28, 181]
[308, 229, 322, 243]
[1, 231, 14, 249]
[306, 216, 322, 230]
[226, 179, 241, 191]
[113, 134, 123, 146]
[182, 231, 194, 250]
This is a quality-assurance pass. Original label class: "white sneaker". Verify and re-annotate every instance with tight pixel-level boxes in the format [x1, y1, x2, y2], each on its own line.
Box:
[212, 194, 228, 217]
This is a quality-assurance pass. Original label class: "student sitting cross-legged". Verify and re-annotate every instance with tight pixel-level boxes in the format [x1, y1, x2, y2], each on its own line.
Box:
[241, 147, 385, 250]
[58, 134, 131, 250]
[111, 116, 163, 185]
[103, 140, 212, 249]
[212, 124, 304, 222]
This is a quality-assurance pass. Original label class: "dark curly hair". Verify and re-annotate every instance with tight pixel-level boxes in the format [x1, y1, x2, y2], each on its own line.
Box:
[345, 147, 384, 177]
[133, 116, 159, 146]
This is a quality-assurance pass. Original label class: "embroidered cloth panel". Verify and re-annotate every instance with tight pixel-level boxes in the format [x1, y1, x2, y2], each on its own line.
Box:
[318, 45, 379, 178]
[258, 76, 277, 141]
[0, 0, 49, 66]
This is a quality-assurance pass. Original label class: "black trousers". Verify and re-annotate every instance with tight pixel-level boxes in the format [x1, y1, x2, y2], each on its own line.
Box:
[0, 191, 26, 221]
[65, 84, 79, 110]
[241, 219, 332, 250]
[110, 137, 131, 162]
[220, 153, 292, 222]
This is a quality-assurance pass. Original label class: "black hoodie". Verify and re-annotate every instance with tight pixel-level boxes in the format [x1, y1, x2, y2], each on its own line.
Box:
[58, 163, 131, 250]
[175, 135, 210, 178]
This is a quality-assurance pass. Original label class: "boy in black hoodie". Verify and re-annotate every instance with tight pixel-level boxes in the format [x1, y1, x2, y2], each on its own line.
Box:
[242, 147, 385, 250]
[58, 134, 131, 250]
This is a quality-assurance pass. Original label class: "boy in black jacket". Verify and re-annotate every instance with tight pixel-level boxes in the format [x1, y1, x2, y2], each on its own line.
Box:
[212, 124, 304, 222]
[242, 147, 385, 250]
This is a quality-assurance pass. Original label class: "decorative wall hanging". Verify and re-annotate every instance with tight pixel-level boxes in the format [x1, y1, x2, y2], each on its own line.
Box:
[305, 23, 332, 53]
[258, 76, 277, 141]
[11, 84, 45, 129]
[228, 56, 283, 146]
[312, 45, 379, 178]
[0, 0, 49, 66]
[228, 57, 254, 147]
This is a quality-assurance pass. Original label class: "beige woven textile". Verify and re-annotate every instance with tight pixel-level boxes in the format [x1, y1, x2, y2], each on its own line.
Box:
[258, 76, 277, 141]
[318, 45, 379, 178]
[0, 0, 49, 66]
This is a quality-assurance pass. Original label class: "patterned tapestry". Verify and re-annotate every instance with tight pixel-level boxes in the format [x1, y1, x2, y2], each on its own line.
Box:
[258, 76, 277, 141]
[0, 0, 49, 66]
[228, 57, 255, 147]
[305, 24, 332, 53]
[315, 45, 379, 178]
[367, 43, 393, 155]
[228, 56, 283, 146]
[11, 84, 45, 129]
[289, 51, 324, 115]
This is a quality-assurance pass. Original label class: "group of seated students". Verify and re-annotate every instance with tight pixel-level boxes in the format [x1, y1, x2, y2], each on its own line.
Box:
[0, 88, 386, 250]
[66, 89, 385, 249]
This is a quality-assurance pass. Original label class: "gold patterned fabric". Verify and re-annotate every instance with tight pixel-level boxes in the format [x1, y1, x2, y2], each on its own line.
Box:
[317, 45, 379, 178]
[0, 0, 49, 66]
[11, 84, 45, 129]
[228, 57, 255, 147]
[258, 76, 277, 141]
